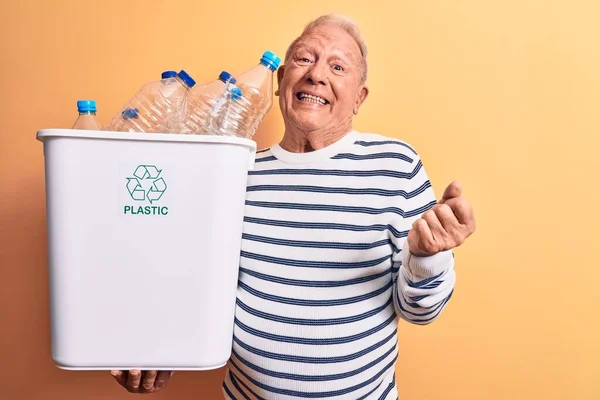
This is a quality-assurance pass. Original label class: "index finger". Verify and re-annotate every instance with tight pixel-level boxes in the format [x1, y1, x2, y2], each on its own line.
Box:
[445, 197, 475, 230]
[110, 370, 127, 387]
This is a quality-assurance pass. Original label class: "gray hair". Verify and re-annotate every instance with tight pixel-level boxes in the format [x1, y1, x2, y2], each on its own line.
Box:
[284, 14, 368, 84]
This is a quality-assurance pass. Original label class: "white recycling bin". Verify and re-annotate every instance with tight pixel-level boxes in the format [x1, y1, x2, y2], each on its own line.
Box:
[36, 129, 256, 370]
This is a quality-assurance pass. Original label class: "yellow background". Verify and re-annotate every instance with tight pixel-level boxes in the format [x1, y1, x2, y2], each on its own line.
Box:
[1, 0, 598, 399]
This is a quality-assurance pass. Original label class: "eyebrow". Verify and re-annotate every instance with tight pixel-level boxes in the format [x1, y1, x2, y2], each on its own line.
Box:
[331, 49, 355, 63]
[292, 43, 356, 64]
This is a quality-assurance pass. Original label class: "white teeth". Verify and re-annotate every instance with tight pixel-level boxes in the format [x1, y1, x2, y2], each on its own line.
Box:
[298, 93, 327, 104]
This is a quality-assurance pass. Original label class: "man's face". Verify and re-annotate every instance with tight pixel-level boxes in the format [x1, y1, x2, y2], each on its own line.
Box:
[277, 24, 368, 133]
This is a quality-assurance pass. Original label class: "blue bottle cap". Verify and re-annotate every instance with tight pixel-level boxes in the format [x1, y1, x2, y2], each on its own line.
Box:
[177, 70, 196, 88]
[230, 87, 243, 101]
[161, 70, 177, 79]
[121, 108, 139, 120]
[77, 100, 97, 112]
[219, 71, 236, 85]
[260, 51, 281, 72]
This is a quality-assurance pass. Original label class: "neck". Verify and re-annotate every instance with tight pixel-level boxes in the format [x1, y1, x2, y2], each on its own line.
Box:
[280, 120, 353, 153]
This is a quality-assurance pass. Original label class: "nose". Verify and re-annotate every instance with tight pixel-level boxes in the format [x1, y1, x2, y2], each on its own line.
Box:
[306, 61, 327, 85]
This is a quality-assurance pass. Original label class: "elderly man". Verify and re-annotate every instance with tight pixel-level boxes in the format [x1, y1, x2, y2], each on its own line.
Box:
[111, 13, 475, 399]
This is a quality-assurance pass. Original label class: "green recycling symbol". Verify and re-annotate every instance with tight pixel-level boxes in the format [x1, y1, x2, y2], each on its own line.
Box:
[126, 165, 167, 203]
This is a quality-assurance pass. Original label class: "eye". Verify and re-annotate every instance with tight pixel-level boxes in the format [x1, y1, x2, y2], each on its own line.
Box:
[298, 57, 312, 63]
[333, 64, 344, 71]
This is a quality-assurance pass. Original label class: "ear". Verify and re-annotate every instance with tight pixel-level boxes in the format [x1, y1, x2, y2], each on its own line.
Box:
[275, 65, 285, 96]
[353, 85, 369, 115]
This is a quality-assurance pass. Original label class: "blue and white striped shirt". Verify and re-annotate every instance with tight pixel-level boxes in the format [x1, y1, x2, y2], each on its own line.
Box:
[222, 130, 455, 399]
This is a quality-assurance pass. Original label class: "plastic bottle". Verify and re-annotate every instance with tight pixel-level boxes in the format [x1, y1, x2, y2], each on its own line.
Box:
[221, 51, 280, 138]
[158, 70, 178, 99]
[208, 87, 251, 136]
[161, 70, 196, 133]
[180, 71, 237, 134]
[72, 100, 103, 130]
[105, 70, 196, 133]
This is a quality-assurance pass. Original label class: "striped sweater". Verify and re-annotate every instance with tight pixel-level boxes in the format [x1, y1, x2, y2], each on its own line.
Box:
[222, 130, 455, 399]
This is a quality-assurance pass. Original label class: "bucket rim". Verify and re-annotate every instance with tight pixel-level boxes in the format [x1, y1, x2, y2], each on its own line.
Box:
[36, 129, 257, 151]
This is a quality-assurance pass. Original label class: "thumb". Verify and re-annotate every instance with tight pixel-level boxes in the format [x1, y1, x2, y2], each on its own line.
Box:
[439, 180, 462, 204]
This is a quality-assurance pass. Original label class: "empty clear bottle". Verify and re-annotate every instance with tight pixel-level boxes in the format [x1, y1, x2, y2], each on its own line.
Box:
[158, 70, 179, 99]
[72, 100, 102, 130]
[180, 71, 237, 134]
[161, 70, 193, 133]
[105, 70, 196, 133]
[225, 50, 280, 138]
[208, 87, 253, 137]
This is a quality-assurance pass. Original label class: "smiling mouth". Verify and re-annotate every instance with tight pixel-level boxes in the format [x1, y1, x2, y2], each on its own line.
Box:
[296, 92, 329, 105]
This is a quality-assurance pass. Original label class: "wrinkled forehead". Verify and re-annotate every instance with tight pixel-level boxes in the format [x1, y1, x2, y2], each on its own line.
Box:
[291, 26, 361, 64]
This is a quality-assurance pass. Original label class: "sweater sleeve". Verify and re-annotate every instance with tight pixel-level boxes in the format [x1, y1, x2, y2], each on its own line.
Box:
[390, 151, 456, 325]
